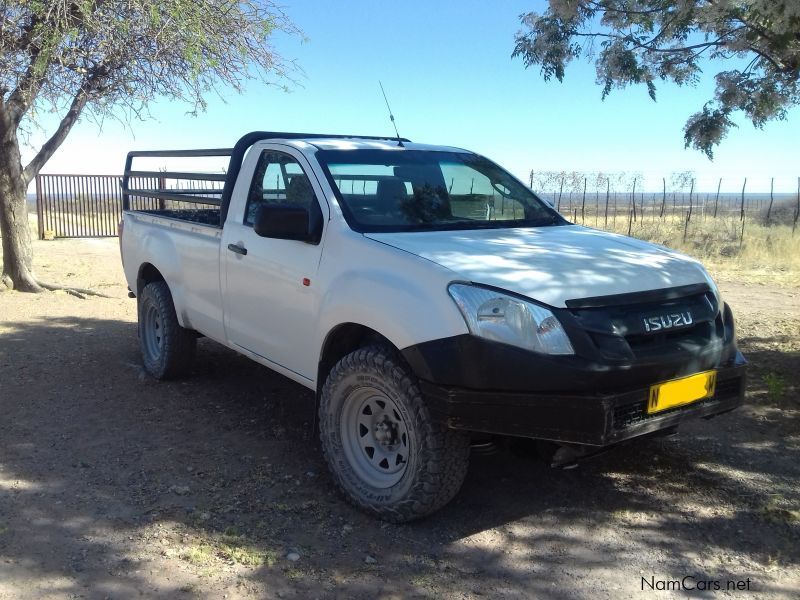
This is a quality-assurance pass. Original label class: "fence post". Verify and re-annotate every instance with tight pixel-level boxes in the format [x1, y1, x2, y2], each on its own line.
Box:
[604, 178, 610, 227]
[660, 177, 666, 217]
[631, 178, 637, 222]
[640, 190, 644, 221]
[581, 177, 587, 223]
[713, 177, 721, 218]
[683, 179, 694, 243]
[556, 176, 564, 212]
[157, 176, 166, 211]
[740, 213, 746, 246]
[766, 177, 775, 223]
[529, 172, 534, 189]
[740, 177, 747, 221]
[627, 204, 634, 236]
[35, 174, 45, 240]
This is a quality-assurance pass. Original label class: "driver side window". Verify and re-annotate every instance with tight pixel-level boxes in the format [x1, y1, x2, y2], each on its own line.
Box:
[245, 151, 317, 225]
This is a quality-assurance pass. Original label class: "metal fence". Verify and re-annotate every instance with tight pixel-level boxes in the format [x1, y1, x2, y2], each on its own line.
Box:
[534, 175, 800, 230]
[35, 174, 163, 239]
[545, 190, 795, 224]
[36, 173, 800, 240]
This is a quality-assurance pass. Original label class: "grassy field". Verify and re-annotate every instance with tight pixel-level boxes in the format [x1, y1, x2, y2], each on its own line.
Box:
[594, 212, 800, 287]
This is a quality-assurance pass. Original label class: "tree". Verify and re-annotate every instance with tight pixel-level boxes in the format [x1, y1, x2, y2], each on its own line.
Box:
[0, 1, 296, 292]
[512, 1, 800, 158]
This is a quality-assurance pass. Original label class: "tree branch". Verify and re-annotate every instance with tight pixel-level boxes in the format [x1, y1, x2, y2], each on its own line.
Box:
[38, 281, 112, 299]
[746, 45, 785, 73]
[6, 50, 46, 123]
[587, 1, 664, 16]
[5, 12, 54, 124]
[572, 30, 731, 54]
[22, 86, 89, 185]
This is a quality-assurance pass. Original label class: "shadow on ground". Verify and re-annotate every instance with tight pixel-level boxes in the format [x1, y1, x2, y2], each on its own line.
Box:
[0, 316, 797, 598]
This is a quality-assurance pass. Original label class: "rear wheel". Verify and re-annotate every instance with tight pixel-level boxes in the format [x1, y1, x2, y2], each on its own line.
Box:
[138, 281, 196, 379]
[319, 345, 470, 522]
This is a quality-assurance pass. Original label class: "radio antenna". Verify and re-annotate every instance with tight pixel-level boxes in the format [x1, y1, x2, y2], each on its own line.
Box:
[379, 81, 404, 147]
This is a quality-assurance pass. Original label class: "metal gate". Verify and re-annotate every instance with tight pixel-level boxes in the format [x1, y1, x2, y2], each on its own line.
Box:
[35, 174, 161, 239]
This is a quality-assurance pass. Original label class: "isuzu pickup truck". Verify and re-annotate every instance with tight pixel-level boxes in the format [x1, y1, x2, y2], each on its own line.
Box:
[120, 131, 746, 521]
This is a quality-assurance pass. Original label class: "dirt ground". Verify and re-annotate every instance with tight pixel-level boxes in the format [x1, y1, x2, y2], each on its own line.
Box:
[1, 237, 798, 599]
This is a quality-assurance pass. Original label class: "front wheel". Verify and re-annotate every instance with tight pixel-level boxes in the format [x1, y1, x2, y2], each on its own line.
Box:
[138, 281, 196, 379]
[319, 346, 470, 522]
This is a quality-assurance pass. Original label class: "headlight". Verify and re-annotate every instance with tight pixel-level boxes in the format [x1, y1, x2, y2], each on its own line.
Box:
[448, 283, 574, 355]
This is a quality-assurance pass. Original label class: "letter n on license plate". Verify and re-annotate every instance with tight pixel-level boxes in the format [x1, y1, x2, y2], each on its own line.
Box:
[647, 371, 717, 414]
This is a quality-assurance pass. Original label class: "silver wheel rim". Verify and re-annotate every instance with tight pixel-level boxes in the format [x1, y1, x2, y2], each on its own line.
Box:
[142, 303, 164, 362]
[340, 387, 410, 488]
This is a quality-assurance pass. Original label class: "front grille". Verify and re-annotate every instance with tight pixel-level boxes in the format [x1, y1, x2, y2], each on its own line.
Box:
[612, 375, 743, 430]
[567, 287, 722, 362]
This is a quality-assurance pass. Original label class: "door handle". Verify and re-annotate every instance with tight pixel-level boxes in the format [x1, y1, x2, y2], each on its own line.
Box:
[227, 243, 248, 256]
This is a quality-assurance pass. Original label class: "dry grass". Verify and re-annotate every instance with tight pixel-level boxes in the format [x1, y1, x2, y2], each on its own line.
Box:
[580, 212, 800, 287]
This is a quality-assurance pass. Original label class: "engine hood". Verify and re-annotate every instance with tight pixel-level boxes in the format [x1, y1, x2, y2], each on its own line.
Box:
[365, 225, 714, 308]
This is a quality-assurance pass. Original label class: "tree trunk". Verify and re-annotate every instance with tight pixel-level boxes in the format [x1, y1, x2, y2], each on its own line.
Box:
[0, 109, 42, 292]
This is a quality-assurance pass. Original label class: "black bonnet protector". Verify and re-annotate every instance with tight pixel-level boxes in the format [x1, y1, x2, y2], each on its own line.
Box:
[564, 282, 711, 310]
[564, 282, 721, 364]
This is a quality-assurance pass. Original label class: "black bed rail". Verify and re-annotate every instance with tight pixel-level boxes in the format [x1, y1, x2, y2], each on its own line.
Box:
[121, 147, 231, 210]
[121, 131, 412, 217]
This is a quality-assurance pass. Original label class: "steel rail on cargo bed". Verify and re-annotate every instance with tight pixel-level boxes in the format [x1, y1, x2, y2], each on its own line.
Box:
[121, 131, 412, 220]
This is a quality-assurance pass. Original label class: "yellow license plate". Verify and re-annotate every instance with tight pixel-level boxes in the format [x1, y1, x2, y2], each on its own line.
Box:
[647, 370, 717, 414]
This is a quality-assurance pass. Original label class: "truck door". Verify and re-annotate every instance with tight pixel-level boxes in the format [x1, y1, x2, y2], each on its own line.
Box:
[221, 144, 328, 382]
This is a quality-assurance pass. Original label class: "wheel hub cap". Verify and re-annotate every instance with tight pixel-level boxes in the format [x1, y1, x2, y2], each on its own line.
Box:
[374, 417, 399, 448]
[341, 388, 410, 489]
[143, 303, 164, 361]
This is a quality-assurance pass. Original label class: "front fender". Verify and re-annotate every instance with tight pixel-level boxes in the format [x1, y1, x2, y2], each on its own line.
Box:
[313, 235, 469, 370]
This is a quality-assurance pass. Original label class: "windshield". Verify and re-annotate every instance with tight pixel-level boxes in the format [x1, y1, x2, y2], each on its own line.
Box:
[315, 149, 564, 233]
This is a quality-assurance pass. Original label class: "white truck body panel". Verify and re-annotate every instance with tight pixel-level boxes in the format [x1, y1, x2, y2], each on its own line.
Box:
[121, 212, 226, 341]
[220, 143, 331, 382]
[365, 226, 714, 308]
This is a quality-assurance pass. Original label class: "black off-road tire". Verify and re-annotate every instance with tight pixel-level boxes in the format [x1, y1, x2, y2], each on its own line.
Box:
[319, 345, 470, 522]
[138, 281, 196, 379]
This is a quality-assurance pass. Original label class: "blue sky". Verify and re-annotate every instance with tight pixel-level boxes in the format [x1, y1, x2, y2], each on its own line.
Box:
[22, 0, 800, 192]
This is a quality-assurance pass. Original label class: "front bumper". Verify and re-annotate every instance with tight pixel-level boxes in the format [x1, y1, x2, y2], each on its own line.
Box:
[404, 292, 746, 446]
[417, 353, 746, 446]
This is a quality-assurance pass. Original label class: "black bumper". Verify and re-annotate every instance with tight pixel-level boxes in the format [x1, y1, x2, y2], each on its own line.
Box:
[418, 355, 745, 446]
[403, 297, 746, 446]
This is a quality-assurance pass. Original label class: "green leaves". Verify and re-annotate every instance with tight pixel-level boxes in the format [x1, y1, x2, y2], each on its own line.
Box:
[683, 105, 737, 159]
[1, 0, 299, 125]
[514, 0, 800, 158]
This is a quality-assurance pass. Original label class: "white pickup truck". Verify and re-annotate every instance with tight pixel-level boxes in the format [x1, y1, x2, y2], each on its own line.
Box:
[120, 131, 746, 521]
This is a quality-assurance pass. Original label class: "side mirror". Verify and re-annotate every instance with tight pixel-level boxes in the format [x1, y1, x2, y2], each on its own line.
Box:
[253, 204, 317, 242]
